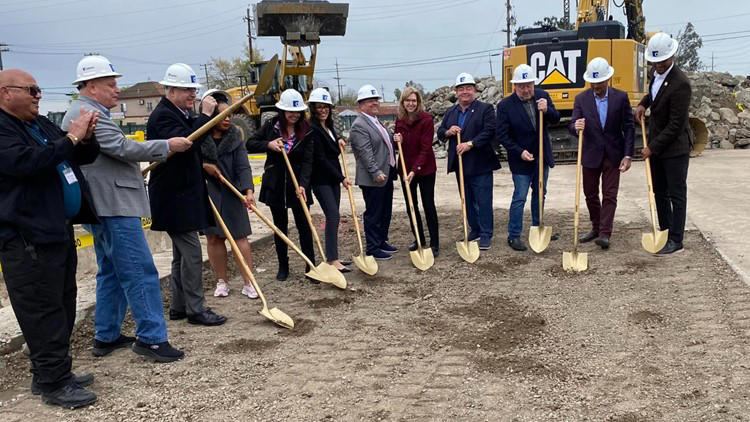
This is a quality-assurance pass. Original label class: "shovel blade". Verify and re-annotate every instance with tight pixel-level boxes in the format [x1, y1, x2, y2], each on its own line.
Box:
[353, 254, 378, 276]
[529, 225, 552, 253]
[306, 263, 347, 289]
[641, 229, 669, 254]
[409, 248, 434, 271]
[456, 240, 480, 263]
[562, 251, 588, 272]
[258, 307, 295, 329]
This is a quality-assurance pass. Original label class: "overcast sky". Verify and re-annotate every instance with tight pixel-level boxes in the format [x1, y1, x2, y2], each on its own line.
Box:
[2, 0, 748, 114]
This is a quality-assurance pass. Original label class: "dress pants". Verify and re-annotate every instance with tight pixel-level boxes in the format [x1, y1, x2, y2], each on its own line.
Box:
[270, 202, 316, 266]
[361, 167, 396, 254]
[456, 171, 494, 240]
[399, 172, 439, 248]
[312, 183, 341, 261]
[582, 158, 621, 237]
[650, 153, 689, 244]
[166, 230, 206, 316]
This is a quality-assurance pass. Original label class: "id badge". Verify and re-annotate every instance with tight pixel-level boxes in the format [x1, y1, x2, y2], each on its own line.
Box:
[62, 166, 78, 184]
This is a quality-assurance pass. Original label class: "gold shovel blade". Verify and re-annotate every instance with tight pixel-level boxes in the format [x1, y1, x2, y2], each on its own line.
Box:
[409, 248, 434, 271]
[641, 229, 669, 254]
[562, 251, 588, 272]
[353, 254, 378, 276]
[306, 263, 347, 289]
[258, 307, 295, 329]
[529, 225, 552, 253]
[456, 240, 480, 263]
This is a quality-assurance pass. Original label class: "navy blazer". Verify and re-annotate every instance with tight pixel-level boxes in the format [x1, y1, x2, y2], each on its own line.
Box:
[568, 87, 634, 168]
[437, 99, 499, 177]
[496, 88, 560, 175]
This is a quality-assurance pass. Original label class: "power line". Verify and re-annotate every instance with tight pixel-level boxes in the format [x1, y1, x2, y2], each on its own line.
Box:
[348, 0, 479, 22]
[316, 48, 502, 74]
[0, 43, 9, 71]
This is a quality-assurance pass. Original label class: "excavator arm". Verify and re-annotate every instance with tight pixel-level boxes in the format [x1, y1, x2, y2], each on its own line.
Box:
[622, 0, 646, 43]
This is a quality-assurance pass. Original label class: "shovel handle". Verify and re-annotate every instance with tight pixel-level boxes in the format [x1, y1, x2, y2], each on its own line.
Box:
[339, 144, 367, 257]
[573, 130, 584, 252]
[396, 139, 424, 251]
[538, 109, 545, 226]
[641, 119, 660, 233]
[456, 132, 470, 243]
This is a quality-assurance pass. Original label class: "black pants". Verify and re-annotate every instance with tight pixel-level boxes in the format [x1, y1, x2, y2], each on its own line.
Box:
[399, 172, 439, 248]
[361, 167, 396, 254]
[312, 183, 341, 261]
[0, 228, 76, 393]
[651, 153, 689, 244]
[270, 202, 315, 267]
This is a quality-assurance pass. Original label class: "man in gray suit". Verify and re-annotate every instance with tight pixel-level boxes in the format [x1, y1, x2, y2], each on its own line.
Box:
[62, 55, 191, 362]
[349, 84, 398, 260]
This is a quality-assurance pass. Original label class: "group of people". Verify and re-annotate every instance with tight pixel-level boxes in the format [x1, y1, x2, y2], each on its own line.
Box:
[0, 31, 691, 410]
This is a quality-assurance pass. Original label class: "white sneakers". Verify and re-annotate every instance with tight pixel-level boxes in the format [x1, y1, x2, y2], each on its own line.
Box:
[214, 279, 258, 299]
[241, 284, 259, 299]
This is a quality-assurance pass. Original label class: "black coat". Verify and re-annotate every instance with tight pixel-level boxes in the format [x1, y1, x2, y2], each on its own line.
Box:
[638, 65, 693, 158]
[0, 109, 99, 244]
[308, 123, 344, 186]
[146, 97, 213, 232]
[247, 117, 313, 208]
[437, 99, 500, 177]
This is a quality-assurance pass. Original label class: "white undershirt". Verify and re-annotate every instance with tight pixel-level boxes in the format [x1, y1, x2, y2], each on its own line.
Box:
[651, 63, 674, 100]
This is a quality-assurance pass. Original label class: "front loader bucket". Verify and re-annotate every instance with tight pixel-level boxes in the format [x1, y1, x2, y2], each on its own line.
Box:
[255, 1, 349, 45]
[689, 118, 708, 157]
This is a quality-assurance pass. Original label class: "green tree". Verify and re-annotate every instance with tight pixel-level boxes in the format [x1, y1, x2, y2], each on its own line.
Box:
[675, 22, 703, 72]
[394, 80, 425, 101]
[207, 46, 264, 90]
[533, 16, 574, 30]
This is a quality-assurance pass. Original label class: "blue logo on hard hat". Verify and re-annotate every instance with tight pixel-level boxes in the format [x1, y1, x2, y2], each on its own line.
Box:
[322, 94, 329, 100]
[460, 77, 465, 82]
[109, 64, 115, 72]
[292, 100, 300, 107]
[190, 75, 197, 83]
[592, 71, 599, 78]
[371, 89, 376, 95]
[522, 73, 528, 79]
[652, 50, 659, 57]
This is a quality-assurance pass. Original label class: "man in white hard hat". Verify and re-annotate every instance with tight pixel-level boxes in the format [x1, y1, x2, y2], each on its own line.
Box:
[62, 55, 191, 363]
[147, 63, 228, 326]
[349, 84, 398, 260]
[635, 32, 692, 255]
[437, 73, 499, 250]
[569, 57, 635, 249]
[0, 68, 99, 408]
[496, 64, 560, 252]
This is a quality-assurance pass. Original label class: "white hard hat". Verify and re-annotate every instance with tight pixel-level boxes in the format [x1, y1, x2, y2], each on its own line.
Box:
[72, 55, 122, 85]
[275, 89, 308, 112]
[160, 63, 202, 89]
[583, 57, 615, 83]
[646, 32, 679, 63]
[510, 64, 537, 84]
[201, 88, 232, 104]
[356, 84, 382, 102]
[454, 72, 476, 87]
[308, 87, 334, 105]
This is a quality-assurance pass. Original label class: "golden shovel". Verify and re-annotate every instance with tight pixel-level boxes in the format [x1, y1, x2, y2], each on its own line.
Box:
[339, 144, 378, 275]
[529, 109, 553, 253]
[562, 130, 588, 272]
[640, 119, 669, 253]
[216, 174, 346, 289]
[208, 197, 294, 329]
[455, 132, 480, 263]
[396, 140, 434, 271]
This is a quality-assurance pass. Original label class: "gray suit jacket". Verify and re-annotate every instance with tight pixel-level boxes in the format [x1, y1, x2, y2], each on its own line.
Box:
[349, 113, 395, 187]
[62, 95, 170, 217]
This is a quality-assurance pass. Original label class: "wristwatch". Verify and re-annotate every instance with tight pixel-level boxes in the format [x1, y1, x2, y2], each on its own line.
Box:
[66, 133, 79, 143]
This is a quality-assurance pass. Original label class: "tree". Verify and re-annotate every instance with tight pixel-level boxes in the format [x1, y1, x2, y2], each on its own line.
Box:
[394, 80, 425, 101]
[675, 22, 703, 72]
[533, 16, 574, 30]
[338, 87, 358, 106]
[207, 46, 264, 90]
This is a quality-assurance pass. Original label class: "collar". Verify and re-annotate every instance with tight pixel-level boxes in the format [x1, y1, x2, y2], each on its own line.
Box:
[79, 95, 111, 117]
[593, 87, 609, 101]
[458, 99, 476, 113]
[362, 112, 381, 125]
[654, 63, 675, 80]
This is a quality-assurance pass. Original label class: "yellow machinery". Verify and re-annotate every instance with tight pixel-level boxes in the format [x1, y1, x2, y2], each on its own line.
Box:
[223, 1, 348, 141]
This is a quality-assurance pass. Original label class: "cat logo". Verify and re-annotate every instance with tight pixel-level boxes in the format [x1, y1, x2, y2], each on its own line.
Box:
[527, 42, 588, 89]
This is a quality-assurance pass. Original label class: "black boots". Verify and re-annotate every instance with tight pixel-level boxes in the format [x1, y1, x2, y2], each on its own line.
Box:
[276, 256, 289, 281]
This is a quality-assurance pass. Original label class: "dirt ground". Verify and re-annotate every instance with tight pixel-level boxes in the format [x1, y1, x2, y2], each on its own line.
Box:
[1, 209, 750, 421]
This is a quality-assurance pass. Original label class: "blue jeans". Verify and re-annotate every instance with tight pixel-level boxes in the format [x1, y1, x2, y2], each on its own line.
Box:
[508, 167, 549, 240]
[457, 171, 494, 239]
[89, 217, 168, 344]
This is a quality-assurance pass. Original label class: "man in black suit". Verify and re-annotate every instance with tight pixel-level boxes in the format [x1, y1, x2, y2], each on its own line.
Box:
[570, 57, 635, 249]
[635, 32, 692, 255]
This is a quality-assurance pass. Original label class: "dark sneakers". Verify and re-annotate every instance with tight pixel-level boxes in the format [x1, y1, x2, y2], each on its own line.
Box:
[32, 373, 94, 396]
[92, 334, 135, 357]
[187, 308, 227, 326]
[508, 238, 527, 251]
[656, 240, 684, 256]
[369, 249, 392, 260]
[380, 242, 398, 253]
[479, 237, 492, 250]
[41, 383, 97, 409]
[132, 340, 185, 363]
[579, 230, 599, 243]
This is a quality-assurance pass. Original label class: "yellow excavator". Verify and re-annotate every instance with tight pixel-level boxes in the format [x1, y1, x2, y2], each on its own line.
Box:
[502, 0, 706, 161]
[222, 1, 349, 140]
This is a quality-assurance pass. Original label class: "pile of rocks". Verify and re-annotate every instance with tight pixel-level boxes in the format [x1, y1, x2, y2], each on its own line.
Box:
[687, 71, 750, 149]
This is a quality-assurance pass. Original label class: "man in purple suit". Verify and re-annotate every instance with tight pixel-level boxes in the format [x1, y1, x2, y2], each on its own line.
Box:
[569, 57, 634, 249]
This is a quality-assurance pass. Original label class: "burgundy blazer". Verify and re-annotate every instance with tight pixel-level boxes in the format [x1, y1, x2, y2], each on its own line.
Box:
[394, 112, 437, 176]
[569, 87, 635, 169]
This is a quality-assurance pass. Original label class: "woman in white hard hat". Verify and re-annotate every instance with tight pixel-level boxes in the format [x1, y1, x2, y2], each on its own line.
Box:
[305, 88, 351, 273]
[247, 89, 315, 281]
[199, 91, 259, 299]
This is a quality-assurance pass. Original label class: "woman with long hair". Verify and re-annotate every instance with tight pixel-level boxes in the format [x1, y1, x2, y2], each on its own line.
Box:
[246, 89, 315, 281]
[394, 87, 439, 256]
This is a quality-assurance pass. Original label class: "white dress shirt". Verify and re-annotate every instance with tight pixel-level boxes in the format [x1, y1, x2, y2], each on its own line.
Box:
[651, 63, 674, 100]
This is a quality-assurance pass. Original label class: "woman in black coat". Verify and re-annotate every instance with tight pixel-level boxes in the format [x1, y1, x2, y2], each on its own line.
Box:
[306, 88, 351, 272]
[246, 89, 315, 281]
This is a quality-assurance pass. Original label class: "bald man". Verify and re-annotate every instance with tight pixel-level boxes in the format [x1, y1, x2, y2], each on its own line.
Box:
[0, 69, 100, 408]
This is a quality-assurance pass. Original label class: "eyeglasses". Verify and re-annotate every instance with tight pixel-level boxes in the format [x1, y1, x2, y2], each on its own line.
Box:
[3, 85, 42, 96]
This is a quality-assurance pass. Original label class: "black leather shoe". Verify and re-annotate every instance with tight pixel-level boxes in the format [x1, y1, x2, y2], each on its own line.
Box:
[132, 340, 185, 363]
[338, 267, 352, 273]
[340, 259, 353, 266]
[41, 383, 97, 409]
[92, 334, 135, 357]
[656, 240, 684, 256]
[579, 229, 599, 243]
[188, 308, 227, 326]
[595, 235, 610, 250]
[408, 241, 418, 251]
[508, 238, 527, 251]
[431, 246, 439, 258]
[550, 233, 560, 241]
[32, 373, 94, 396]
[169, 309, 187, 320]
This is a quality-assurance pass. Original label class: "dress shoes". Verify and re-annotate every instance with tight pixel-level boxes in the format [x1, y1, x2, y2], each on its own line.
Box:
[579, 229, 599, 243]
[41, 383, 97, 409]
[169, 309, 187, 320]
[595, 235, 610, 250]
[32, 373, 94, 396]
[508, 238, 527, 251]
[187, 308, 227, 326]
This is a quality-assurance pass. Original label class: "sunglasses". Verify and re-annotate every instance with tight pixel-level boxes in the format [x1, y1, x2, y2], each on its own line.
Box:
[4, 85, 42, 96]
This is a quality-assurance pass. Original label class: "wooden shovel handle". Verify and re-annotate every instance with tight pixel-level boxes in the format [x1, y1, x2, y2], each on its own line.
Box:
[339, 144, 367, 257]
[396, 139, 423, 251]
[538, 109, 545, 226]
[457, 132, 470, 243]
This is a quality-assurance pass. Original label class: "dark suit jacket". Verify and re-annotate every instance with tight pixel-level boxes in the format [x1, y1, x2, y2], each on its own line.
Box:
[146, 97, 213, 232]
[437, 99, 499, 177]
[308, 123, 345, 186]
[495, 88, 560, 175]
[638, 65, 692, 158]
[569, 87, 635, 168]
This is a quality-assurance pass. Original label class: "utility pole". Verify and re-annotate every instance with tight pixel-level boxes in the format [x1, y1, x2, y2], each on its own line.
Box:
[711, 52, 715, 71]
[489, 52, 494, 77]
[244, 7, 255, 63]
[334, 58, 343, 105]
[381, 84, 386, 102]
[505, 0, 512, 48]
[200, 63, 210, 88]
[0, 43, 9, 71]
